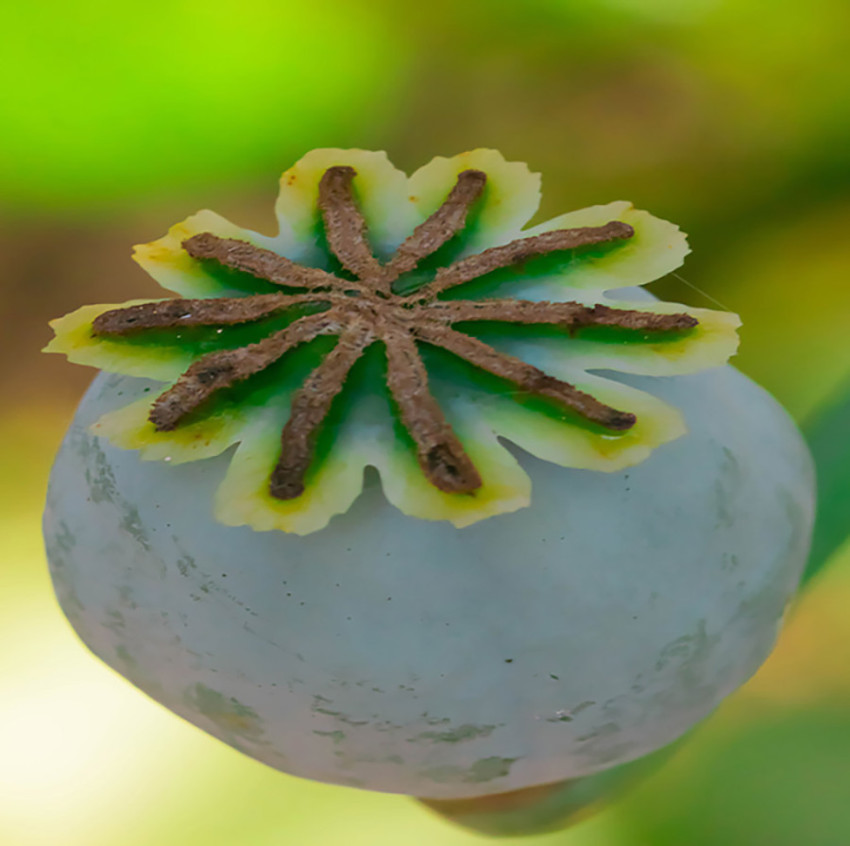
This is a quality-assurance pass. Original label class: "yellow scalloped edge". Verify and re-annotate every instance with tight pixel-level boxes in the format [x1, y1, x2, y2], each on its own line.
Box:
[45, 149, 741, 534]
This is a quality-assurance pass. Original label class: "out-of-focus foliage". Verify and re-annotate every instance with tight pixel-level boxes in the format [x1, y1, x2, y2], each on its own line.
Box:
[621, 704, 850, 846]
[803, 387, 850, 584]
[0, 1, 404, 213]
[1, 0, 848, 843]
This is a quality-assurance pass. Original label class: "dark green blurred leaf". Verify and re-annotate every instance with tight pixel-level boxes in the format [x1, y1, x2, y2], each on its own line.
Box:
[617, 706, 850, 846]
[802, 383, 850, 585]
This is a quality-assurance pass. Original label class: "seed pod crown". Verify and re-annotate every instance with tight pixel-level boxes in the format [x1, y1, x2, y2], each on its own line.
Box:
[46, 149, 740, 533]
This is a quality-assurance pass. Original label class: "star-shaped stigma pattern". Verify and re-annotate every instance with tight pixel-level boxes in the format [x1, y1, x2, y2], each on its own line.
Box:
[90, 165, 700, 502]
[47, 148, 742, 533]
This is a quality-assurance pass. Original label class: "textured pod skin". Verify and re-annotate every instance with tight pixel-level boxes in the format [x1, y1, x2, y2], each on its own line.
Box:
[44, 363, 814, 800]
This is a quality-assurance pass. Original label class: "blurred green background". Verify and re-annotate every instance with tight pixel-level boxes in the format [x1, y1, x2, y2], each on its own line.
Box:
[2, 1, 849, 843]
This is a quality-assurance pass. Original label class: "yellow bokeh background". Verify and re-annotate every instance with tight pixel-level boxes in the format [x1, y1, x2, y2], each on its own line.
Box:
[1, 1, 849, 843]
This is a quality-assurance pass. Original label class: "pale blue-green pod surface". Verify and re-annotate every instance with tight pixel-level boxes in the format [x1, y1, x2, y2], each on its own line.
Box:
[43, 363, 814, 800]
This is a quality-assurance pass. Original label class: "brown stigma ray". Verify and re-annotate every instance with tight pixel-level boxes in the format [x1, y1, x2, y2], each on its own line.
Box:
[92, 293, 336, 335]
[182, 232, 354, 293]
[418, 220, 636, 300]
[423, 300, 698, 332]
[413, 323, 636, 431]
[92, 165, 698, 500]
[270, 323, 375, 499]
[382, 323, 483, 494]
[317, 166, 385, 286]
[150, 311, 344, 431]
[382, 169, 487, 284]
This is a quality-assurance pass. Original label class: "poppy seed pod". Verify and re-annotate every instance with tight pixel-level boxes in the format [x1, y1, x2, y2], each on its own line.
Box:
[43, 150, 815, 836]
